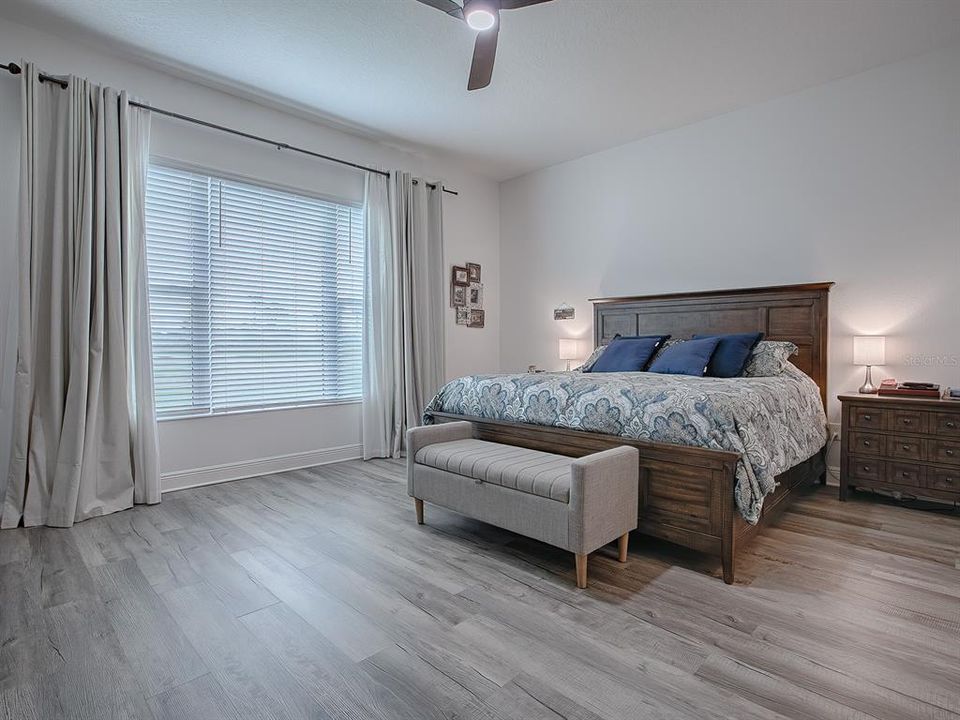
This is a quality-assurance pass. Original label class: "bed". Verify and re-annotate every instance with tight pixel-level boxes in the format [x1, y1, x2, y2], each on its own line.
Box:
[426, 282, 833, 584]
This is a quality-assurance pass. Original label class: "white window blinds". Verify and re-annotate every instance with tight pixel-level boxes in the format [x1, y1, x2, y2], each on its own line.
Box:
[144, 163, 364, 419]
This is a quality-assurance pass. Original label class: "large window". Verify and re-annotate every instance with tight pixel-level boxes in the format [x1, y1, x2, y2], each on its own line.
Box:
[144, 163, 364, 419]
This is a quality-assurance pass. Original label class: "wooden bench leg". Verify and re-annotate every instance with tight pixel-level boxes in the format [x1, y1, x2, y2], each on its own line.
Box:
[575, 553, 588, 589]
[617, 532, 629, 563]
[414, 498, 424, 525]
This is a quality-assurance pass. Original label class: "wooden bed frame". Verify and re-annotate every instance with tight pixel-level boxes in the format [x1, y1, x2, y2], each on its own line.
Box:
[431, 282, 833, 584]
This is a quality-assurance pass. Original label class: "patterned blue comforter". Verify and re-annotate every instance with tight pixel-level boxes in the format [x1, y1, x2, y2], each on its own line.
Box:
[423, 364, 828, 523]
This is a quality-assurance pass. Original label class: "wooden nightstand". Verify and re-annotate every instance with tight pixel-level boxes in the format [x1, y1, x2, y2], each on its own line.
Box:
[839, 393, 960, 504]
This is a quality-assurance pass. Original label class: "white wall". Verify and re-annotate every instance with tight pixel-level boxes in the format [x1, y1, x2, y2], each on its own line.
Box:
[0, 18, 500, 491]
[500, 43, 960, 429]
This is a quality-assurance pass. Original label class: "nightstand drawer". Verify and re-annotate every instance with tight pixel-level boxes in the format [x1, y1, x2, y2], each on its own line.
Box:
[848, 431, 884, 456]
[850, 407, 885, 430]
[926, 467, 960, 493]
[934, 412, 960, 437]
[928, 438, 960, 466]
[885, 461, 922, 488]
[888, 436, 922, 462]
[888, 409, 927, 434]
[848, 457, 882, 482]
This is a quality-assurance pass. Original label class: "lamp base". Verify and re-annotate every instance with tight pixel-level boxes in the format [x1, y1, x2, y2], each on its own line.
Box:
[858, 365, 877, 394]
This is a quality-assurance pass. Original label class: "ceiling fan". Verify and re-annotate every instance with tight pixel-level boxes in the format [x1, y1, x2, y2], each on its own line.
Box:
[414, 0, 554, 91]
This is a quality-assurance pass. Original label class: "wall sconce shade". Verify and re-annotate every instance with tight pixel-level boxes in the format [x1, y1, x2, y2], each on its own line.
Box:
[853, 336, 885, 367]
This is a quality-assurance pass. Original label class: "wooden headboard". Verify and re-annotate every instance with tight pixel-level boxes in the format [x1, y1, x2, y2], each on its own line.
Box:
[590, 282, 833, 407]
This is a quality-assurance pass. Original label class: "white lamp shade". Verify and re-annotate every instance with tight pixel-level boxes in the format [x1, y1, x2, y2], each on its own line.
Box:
[853, 336, 885, 366]
[558, 338, 579, 360]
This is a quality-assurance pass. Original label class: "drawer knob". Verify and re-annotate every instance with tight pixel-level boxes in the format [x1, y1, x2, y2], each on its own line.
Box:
[902, 418, 912, 425]
[863, 440, 871, 447]
[901, 472, 911, 479]
[946, 478, 956, 484]
[947, 449, 955, 457]
[862, 465, 871, 472]
[902, 444, 910, 451]
[947, 421, 957, 429]
[864, 415, 872, 421]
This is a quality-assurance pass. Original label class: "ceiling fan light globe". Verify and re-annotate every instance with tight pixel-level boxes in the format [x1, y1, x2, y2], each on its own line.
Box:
[465, 8, 496, 30]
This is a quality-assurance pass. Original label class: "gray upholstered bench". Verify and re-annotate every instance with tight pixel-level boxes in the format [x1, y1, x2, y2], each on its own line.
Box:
[407, 421, 639, 588]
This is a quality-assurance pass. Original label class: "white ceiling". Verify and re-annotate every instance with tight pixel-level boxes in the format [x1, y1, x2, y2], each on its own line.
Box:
[2, 0, 959, 180]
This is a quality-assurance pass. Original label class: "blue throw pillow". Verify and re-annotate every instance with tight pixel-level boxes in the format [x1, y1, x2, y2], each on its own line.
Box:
[648, 336, 721, 376]
[693, 332, 764, 377]
[585, 335, 669, 373]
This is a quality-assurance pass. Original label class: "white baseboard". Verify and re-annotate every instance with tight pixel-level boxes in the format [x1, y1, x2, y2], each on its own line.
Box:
[161, 443, 363, 494]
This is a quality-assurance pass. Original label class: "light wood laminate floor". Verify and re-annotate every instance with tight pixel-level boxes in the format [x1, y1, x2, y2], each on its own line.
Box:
[0, 458, 957, 720]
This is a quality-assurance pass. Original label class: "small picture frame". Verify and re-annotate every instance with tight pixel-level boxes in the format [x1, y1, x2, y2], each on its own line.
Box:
[451, 266, 469, 287]
[456, 307, 470, 325]
[466, 262, 481, 283]
[468, 309, 485, 328]
[467, 282, 483, 308]
[451, 285, 467, 307]
[553, 303, 575, 321]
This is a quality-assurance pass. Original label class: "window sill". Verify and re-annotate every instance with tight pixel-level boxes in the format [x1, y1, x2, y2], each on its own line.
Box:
[157, 398, 361, 423]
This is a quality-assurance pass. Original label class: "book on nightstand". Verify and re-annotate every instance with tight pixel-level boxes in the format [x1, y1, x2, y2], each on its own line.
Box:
[945, 388, 960, 401]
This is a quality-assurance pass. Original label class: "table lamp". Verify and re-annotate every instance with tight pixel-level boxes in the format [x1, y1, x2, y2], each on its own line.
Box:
[853, 336, 885, 394]
[558, 338, 578, 371]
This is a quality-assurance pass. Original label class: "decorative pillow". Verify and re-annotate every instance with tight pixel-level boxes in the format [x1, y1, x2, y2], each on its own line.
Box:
[742, 340, 799, 377]
[694, 332, 764, 378]
[585, 335, 669, 373]
[648, 336, 721, 377]
[651, 337, 685, 356]
[575, 344, 608, 372]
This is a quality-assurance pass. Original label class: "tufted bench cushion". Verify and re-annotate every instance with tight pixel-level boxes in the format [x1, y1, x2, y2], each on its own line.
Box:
[414, 438, 573, 503]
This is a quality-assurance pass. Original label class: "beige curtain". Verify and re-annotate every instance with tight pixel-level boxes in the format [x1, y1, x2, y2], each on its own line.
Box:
[361, 171, 445, 459]
[0, 75, 19, 509]
[361, 173, 396, 459]
[1, 63, 160, 528]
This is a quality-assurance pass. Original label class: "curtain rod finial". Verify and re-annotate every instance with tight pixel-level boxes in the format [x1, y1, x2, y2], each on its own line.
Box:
[4, 62, 22, 75]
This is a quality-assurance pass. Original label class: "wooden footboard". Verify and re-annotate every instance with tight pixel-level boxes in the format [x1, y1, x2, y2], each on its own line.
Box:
[430, 411, 825, 584]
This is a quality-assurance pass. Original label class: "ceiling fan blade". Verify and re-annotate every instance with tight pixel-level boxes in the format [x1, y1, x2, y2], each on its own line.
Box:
[413, 0, 464, 19]
[467, 27, 498, 91]
[499, 0, 553, 9]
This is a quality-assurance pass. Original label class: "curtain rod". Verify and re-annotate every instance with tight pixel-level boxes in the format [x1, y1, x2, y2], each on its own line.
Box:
[1, 60, 458, 196]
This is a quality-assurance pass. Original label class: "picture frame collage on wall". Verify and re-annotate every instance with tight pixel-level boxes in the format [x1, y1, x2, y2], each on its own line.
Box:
[451, 262, 484, 328]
